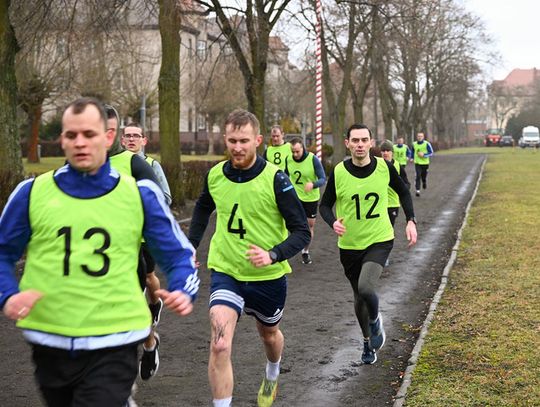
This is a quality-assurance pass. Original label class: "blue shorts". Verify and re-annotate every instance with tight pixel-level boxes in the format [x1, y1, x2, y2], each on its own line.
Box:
[209, 270, 287, 326]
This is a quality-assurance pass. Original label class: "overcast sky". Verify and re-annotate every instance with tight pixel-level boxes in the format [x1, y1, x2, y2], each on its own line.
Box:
[464, 0, 540, 80]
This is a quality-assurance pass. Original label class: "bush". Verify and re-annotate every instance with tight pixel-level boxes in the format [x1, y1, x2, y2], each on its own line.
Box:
[182, 160, 222, 201]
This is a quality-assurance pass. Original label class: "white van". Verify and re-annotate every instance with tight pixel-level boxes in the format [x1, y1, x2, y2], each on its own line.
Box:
[521, 126, 540, 148]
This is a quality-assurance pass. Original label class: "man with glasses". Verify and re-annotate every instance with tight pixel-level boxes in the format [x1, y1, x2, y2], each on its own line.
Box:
[121, 123, 172, 380]
[104, 105, 161, 187]
[122, 123, 171, 205]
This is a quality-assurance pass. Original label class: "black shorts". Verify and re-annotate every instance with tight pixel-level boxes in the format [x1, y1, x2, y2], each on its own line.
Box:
[301, 200, 318, 219]
[32, 343, 138, 407]
[339, 240, 393, 283]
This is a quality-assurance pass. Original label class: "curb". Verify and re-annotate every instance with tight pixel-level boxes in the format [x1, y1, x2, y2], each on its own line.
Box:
[393, 156, 487, 407]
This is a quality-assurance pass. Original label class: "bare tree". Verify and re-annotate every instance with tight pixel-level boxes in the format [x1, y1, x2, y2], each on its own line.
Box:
[0, 0, 23, 209]
[158, 0, 184, 203]
[300, 0, 363, 163]
[195, 0, 292, 137]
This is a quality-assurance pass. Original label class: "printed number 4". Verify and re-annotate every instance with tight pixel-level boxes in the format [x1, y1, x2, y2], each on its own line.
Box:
[227, 203, 247, 239]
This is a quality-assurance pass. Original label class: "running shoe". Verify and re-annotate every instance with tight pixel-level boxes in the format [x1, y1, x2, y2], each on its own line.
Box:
[362, 340, 377, 364]
[369, 313, 386, 351]
[302, 252, 313, 265]
[149, 298, 163, 327]
[139, 333, 160, 380]
[257, 377, 278, 407]
[422, 181, 427, 189]
[415, 190, 420, 197]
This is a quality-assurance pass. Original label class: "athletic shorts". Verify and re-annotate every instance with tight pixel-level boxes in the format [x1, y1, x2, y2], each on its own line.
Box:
[209, 270, 287, 326]
[339, 240, 394, 283]
[301, 200, 318, 219]
[32, 343, 138, 407]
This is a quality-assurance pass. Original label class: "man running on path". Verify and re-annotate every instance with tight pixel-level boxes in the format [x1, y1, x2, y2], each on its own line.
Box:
[285, 137, 326, 265]
[392, 136, 411, 189]
[319, 124, 417, 365]
[263, 125, 291, 172]
[410, 132, 434, 197]
[122, 122, 172, 381]
[188, 110, 310, 407]
[0, 97, 199, 407]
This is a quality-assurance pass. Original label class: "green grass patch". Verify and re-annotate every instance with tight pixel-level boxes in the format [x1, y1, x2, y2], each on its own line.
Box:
[23, 154, 225, 176]
[405, 148, 540, 406]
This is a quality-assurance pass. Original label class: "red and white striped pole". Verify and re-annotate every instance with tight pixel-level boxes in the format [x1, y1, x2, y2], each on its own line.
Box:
[315, 0, 323, 160]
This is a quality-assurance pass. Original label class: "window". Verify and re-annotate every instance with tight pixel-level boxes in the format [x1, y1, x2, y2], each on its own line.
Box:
[188, 39, 193, 57]
[197, 113, 206, 130]
[188, 108, 193, 132]
[197, 40, 206, 59]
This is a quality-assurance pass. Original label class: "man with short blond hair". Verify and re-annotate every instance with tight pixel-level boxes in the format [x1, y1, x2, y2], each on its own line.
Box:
[189, 109, 310, 407]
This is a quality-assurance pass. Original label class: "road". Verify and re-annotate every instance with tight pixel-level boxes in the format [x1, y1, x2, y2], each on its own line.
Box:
[0, 153, 485, 407]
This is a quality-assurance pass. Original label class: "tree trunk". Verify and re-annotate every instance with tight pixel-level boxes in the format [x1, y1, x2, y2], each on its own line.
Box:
[158, 0, 183, 206]
[27, 104, 42, 163]
[0, 0, 23, 210]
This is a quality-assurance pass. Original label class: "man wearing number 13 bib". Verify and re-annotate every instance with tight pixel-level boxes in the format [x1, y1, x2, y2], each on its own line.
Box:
[319, 124, 418, 365]
[189, 110, 310, 407]
[0, 98, 199, 407]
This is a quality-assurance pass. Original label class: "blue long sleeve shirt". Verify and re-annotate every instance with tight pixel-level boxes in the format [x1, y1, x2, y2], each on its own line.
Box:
[284, 150, 326, 189]
[408, 140, 434, 159]
[0, 161, 199, 310]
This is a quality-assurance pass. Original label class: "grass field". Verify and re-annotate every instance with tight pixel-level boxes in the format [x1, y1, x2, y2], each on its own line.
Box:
[405, 147, 540, 406]
[23, 154, 225, 175]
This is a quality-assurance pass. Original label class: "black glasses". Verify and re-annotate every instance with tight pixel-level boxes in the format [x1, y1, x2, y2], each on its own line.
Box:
[122, 134, 144, 139]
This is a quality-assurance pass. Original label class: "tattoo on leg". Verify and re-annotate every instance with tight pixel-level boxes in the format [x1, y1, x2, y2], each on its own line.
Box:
[211, 313, 227, 344]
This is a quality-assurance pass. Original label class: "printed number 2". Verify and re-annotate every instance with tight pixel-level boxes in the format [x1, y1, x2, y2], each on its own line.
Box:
[57, 226, 111, 277]
[227, 203, 247, 239]
[293, 170, 303, 185]
[351, 192, 380, 220]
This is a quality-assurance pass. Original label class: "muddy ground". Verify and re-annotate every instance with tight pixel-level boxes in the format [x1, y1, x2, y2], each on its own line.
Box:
[0, 153, 485, 407]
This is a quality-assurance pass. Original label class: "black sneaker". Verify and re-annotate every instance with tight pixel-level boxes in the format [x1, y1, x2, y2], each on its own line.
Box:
[302, 252, 313, 264]
[369, 313, 386, 351]
[415, 190, 420, 197]
[361, 340, 377, 364]
[422, 182, 427, 189]
[139, 333, 160, 381]
[149, 298, 163, 327]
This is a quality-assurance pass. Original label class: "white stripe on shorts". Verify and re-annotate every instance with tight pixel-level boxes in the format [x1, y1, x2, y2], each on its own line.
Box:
[244, 306, 283, 325]
[209, 289, 245, 310]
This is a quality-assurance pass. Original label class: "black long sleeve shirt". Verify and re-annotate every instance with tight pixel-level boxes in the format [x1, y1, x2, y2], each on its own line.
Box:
[189, 156, 311, 262]
[319, 156, 415, 228]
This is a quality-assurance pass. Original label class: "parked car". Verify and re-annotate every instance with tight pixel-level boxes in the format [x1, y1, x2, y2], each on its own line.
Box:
[499, 135, 514, 147]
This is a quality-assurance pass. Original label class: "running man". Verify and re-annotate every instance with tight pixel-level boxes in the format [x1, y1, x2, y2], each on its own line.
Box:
[380, 140, 404, 227]
[285, 137, 326, 265]
[188, 109, 310, 407]
[0, 97, 199, 407]
[262, 125, 291, 171]
[121, 122, 172, 380]
[392, 136, 411, 188]
[319, 124, 417, 365]
[410, 132, 434, 197]
[104, 105, 163, 194]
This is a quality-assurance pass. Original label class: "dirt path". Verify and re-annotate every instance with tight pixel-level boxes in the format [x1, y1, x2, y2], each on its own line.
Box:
[0, 153, 485, 407]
